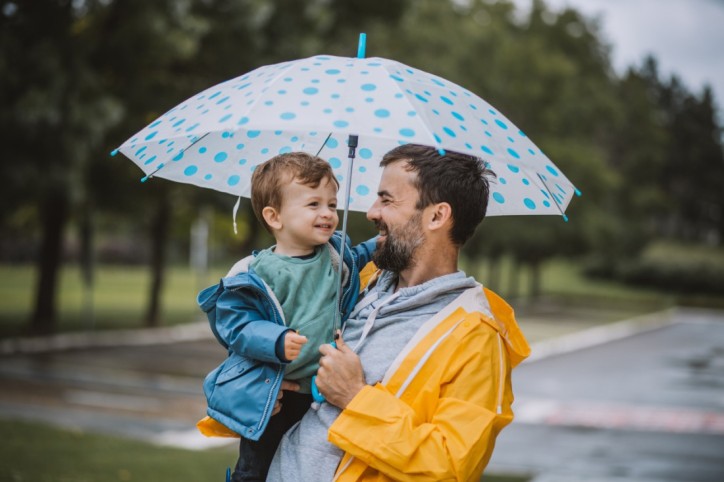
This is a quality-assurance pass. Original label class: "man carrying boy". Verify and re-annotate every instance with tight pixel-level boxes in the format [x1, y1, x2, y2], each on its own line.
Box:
[196, 152, 375, 481]
[268, 144, 530, 481]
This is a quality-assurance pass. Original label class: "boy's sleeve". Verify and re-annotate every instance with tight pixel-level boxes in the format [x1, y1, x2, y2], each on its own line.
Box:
[275, 329, 294, 362]
[214, 288, 290, 364]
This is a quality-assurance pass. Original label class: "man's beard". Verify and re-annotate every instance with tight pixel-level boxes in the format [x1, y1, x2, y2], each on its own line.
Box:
[372, 212, 424, 273]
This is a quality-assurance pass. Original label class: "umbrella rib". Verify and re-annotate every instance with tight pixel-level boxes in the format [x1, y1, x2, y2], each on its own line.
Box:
[142, 132, 210, 182]
[315, 133, 333, 157]
[536, 173, 568, 221]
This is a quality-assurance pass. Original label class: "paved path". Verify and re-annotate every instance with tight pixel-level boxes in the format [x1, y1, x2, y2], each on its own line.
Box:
[488, 308, 724, 482]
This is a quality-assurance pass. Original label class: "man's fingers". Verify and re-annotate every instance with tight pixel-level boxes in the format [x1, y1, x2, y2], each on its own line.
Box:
[319, 343, 337, 356]
[335, 332, 353, 353]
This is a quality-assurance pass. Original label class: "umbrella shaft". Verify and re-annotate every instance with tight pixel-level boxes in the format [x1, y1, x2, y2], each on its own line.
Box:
[333, 135, 358, 339]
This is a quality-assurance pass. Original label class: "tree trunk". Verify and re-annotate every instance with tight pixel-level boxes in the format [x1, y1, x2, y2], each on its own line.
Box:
[486, 256, 501, 292]
[144, 193, 170, 327]
[507, 257, 519, 299]
[528, 260, 542, 300]
[31, 191, 70, 335]
[79, 202, 95, 329]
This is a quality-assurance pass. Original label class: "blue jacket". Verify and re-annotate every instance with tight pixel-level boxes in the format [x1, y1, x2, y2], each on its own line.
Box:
[198, 232, 376, 441]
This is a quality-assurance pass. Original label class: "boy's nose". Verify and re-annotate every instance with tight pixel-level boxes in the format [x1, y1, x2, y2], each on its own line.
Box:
[321, 206, 335, 217]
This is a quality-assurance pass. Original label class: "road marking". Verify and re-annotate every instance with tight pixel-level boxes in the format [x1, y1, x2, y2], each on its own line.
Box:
[150, 429, 236, 449]
[515, 398, 724, 435]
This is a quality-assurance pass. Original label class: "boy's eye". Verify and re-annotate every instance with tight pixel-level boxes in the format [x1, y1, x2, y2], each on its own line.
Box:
[308, 202, 319, 207]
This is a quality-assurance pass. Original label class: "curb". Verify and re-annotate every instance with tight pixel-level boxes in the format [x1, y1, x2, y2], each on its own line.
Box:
[524, 307, 678, 363]
[0, 320, 213, 356]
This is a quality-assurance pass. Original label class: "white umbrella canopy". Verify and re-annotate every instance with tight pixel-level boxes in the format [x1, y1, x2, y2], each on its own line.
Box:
[115, 39, 579, 218]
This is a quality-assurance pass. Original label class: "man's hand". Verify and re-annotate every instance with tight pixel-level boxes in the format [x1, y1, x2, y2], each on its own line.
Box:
[284, 331, 308, 361]
[272, 380, 300, 416]
[316, 333, 366, 409]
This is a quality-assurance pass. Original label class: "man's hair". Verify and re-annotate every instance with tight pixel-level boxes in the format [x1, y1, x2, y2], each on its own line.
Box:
[251, 152, 339, 233]
[380, 144, 495, 246]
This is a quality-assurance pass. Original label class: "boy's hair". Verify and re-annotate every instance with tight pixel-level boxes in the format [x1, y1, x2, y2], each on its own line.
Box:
[380, 144, 496, 247]
[251, 152, 339, 233]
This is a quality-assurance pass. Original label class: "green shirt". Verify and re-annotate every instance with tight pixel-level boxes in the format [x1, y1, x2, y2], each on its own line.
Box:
[250, 245, 338, 393]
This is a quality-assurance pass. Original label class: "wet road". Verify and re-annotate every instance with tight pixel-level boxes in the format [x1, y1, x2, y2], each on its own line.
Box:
[1, 309, 723, 481]
[0, 330, 230, 449]
[489, 308, 724, 482]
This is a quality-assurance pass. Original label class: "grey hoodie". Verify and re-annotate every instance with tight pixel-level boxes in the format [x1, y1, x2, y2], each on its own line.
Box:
[267, 270, 479, 482]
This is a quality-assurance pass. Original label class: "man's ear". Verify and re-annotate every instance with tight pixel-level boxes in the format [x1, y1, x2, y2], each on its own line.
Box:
[262, 206, 282, 231]
[427, 202, 453, 232]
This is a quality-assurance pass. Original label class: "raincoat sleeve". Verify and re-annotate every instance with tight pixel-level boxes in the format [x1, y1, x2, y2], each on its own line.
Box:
[213, 287, 290, 364]
[327, 328, 510, 481]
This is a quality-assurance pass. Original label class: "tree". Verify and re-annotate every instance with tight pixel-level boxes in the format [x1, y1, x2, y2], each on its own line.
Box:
[0, 1, 122, 333]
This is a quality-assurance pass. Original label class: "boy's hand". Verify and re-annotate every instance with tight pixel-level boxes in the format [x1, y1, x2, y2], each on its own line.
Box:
[284, 331, 308, 361]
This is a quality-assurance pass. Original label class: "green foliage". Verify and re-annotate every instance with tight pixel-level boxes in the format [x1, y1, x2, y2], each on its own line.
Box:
[585, 241, 724, 298]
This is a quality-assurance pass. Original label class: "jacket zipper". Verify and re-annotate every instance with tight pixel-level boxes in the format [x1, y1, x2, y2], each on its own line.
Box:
[496, 334, 505, 414]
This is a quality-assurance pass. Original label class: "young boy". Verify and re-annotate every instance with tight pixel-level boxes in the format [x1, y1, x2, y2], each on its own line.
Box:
[196, 152, 376, 481]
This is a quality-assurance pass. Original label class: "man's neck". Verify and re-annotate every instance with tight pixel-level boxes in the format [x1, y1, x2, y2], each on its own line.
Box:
[395, 243, 459, 290]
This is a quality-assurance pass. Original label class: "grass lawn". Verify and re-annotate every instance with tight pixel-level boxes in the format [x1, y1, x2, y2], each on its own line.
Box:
[0, 264, 223, 338]
[0, 418, 236, 482]
[0, 418, 529, 482]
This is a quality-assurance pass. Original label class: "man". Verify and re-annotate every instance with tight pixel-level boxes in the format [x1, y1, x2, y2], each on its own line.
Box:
[267, 144, 530, 481]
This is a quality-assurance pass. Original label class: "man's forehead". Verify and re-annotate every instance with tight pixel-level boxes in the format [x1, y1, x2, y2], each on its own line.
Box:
[378, 160, 417, 197]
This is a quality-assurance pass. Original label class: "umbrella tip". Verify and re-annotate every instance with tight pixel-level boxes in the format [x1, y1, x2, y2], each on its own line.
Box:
[575, 188, 582, 197]
[438, 148, 446, 156]
[141, 175, 150, 183]
[110, 148, 119, 157]
[357, 33, 367, 59]
[562, 214, 569, 222]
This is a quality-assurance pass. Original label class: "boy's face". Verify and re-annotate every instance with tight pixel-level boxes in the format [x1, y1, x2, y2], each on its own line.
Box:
[272, 176, 339, 255]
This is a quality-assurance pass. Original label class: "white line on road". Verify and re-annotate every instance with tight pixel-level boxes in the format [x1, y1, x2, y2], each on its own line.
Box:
[515, 397, 724, 435]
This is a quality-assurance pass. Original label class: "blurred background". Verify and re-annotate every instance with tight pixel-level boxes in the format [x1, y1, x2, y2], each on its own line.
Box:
[1, 0, 723, 481]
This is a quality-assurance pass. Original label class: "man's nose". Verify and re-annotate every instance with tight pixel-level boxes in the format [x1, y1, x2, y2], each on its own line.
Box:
[366, 199, 381, 222]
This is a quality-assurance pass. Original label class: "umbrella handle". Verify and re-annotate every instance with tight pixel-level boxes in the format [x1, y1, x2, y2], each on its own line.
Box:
[311, 341, 337, 403]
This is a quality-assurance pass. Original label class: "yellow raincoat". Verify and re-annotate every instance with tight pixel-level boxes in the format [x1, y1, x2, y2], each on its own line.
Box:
[328, 269, 530, 482]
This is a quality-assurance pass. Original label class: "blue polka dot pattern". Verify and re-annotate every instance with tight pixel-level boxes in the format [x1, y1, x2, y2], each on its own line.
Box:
[117, 54, 576, 216]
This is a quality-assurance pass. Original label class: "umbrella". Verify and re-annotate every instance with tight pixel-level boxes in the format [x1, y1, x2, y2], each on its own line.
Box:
[114, 33, 579, 400]
[114, 34, 579, 220]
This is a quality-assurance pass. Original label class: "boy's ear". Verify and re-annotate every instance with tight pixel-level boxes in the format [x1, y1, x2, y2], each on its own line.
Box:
[262, 206, 282, 231]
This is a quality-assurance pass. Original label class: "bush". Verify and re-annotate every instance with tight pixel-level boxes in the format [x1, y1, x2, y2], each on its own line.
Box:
[584, 241, 724, 296]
